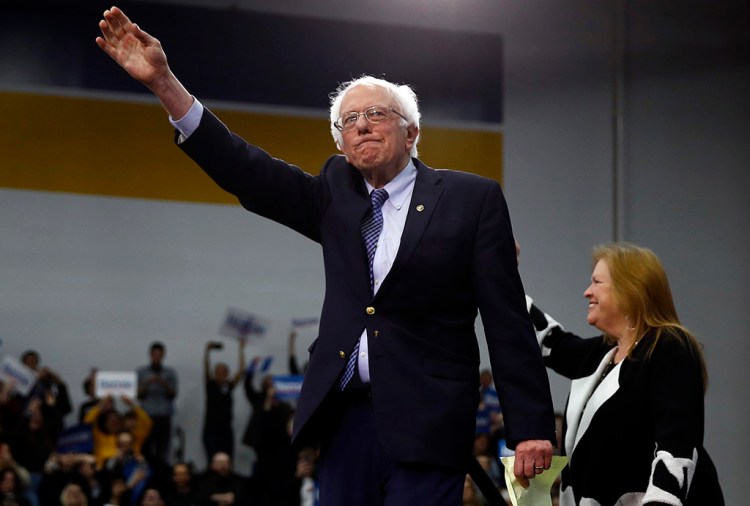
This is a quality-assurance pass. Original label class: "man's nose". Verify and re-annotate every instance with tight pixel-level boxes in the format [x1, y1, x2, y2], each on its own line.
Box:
[355, 113, 370, 131]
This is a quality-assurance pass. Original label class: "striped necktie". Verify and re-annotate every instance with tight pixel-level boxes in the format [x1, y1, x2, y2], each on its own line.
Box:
[340, 188, 389, 390]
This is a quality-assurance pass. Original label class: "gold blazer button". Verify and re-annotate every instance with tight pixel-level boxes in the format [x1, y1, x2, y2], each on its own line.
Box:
[339, 350, 346, 359]
[366, 306, 375, 315]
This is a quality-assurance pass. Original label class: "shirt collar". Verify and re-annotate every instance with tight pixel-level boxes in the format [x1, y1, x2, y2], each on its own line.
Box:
[364, 159, 417, 211]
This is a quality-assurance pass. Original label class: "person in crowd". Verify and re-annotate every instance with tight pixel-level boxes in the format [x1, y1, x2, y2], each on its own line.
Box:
[74, 457, 108, 506]
[202, 340, 245, 461]
[19, 351, 40, 374]
[0, 443, 32, 503]
[103, 478, 130, 506]
[136, 488, 164, 506]
[19, 351, 72, 439]
[84, 397, 152, 470]
[0, 466, 31, 506]
[530, 242, 724, 505]
[476, 369, 502, 434]
[103, 431, 150, 505]
[162, 462, 197, 506]
[0, 380, 23, 443]
[137, 342, 177, 468]
[78, 370, 99, 424]
[59, 483, 89, 506]
[195, 452, 247, 506]
[121, 410, 151, 460]
[472, 436, 502, 488]
[475, 368, 504, 462]
[96, 8, 555, 504]
[245, 380, 296, 505]
[292, 447, 319, 506]
[241, 357, 273, 459]
[242, 354, 295, 500]
[38, 453, 85, 506]
[461, 475, 487, 506]
[9, 397, 59, 506]
[478, 370, 500, 412]
[288, 330, 300, 376]
[8, 370, 71, 506]
[287, 330, 310, 376]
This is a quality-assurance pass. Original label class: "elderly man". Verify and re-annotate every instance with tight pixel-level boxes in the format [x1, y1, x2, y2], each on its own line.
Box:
[96, 7, 556, 505]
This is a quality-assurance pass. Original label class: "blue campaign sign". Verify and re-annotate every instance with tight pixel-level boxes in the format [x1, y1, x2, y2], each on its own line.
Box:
[272, 374, 304, 401]
[260, 356, 273, 373]
[246, 355, 274, 375]
[57, 423, 94, 454]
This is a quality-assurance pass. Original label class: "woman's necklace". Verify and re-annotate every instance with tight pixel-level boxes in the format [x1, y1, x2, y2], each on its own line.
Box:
[586, 339, 641, 412]
[582, 351, 617, 412]
[599, 356, 616, 382]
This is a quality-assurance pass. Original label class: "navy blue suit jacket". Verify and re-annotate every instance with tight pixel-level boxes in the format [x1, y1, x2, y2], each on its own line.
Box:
[179, 109, 555, 470]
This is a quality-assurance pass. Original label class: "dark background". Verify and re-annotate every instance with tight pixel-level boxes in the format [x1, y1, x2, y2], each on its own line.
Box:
[1, 0, 504, 123]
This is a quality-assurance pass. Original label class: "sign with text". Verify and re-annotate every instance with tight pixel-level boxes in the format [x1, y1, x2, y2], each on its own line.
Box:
[220, 307, 269, 341]
[272, 374, 304, 401]
[0, 355, 37, 396]
[291, 317, 319, 328]
[95, 371, 137, 399]
[57, 423, 94, 454]
[247, 355, 274, 375]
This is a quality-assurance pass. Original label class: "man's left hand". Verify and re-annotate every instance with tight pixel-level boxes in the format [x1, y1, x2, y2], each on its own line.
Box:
[513, 439, 554, 488]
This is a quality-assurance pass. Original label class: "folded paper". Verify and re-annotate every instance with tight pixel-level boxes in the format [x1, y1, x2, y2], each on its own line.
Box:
[501, 455, 568, 506]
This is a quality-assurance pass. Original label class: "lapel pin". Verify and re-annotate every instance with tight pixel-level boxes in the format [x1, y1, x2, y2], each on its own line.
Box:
[416, 204, 425, 212]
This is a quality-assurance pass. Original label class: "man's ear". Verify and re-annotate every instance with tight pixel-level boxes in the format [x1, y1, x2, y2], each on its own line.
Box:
[405, 125, 419, 148]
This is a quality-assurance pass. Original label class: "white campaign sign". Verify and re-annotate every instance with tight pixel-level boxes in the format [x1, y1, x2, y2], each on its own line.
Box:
[95, 371, 137, 399]
[0, 355, 37, 396]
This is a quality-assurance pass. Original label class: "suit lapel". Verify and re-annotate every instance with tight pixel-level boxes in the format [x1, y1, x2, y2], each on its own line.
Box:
[377, 162, 443, 296]
[566, 348, 621, 457]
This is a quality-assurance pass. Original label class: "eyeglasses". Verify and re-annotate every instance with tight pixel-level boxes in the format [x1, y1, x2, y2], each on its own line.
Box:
[333, 106, 408, 131]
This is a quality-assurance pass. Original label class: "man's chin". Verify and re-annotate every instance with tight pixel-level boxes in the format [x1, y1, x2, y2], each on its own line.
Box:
[351, 156, 383, 172]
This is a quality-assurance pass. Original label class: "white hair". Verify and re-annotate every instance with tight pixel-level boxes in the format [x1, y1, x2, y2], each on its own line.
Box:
[329, 75, 421, 157]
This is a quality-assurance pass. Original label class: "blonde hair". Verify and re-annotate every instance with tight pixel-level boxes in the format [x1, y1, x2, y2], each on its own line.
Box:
[593, 242, 708, 392]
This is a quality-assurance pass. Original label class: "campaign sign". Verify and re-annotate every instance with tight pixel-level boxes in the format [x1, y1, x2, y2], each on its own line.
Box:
[272, 374, 304, 401]
[95, 371, 137, 398]
[260, 356, 273, 373]
[57, 423, 94, 454]
[246, 355, 274, 376]
[220, 308, 268, 340]
[0, 355, 37, 396]
[291, 317, 319, 328]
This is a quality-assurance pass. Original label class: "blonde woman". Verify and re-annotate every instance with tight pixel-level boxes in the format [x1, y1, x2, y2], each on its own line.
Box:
[531, 243, 723, 505]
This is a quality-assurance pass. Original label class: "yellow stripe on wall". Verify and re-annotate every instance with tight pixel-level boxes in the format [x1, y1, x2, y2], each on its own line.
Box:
[0, 91, 502, 203]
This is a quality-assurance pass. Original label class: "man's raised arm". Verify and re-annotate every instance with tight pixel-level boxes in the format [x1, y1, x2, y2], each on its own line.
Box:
[96, 6, 194, 119]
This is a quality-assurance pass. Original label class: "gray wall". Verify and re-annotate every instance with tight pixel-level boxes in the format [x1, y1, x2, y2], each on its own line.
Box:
[1, 0, 747, 502]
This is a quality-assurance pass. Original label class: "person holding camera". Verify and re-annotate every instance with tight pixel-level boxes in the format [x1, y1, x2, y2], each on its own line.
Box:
[136, 342, 177, 468]
[202, 340, 246, 462]
[103, 430, 151, 503]
[20, 350, 72, 439]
